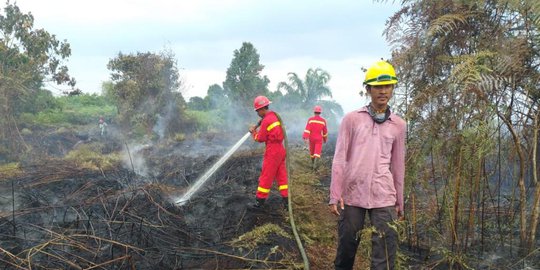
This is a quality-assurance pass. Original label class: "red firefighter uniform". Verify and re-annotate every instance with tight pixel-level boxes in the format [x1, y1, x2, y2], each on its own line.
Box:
[302, 115, 328, 159]
[252, 111, 288, 199]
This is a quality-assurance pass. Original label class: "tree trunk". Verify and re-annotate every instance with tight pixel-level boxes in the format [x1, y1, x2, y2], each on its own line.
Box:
[451, 147, 463, 251]
[465, 156, 482, 251]
[497, 112, 527, 250]
[529, 113, 540, 252]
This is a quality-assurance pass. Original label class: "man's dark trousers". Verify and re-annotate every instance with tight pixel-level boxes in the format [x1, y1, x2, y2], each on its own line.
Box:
[334, 205, 398, 270]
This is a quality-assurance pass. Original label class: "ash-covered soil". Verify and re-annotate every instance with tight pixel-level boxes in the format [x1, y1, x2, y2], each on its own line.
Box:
[0, 130, 305, 269]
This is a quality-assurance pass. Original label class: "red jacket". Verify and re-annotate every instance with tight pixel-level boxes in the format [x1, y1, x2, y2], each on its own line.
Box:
[253, 111, 284, 144]
[302, 115, 328, 143]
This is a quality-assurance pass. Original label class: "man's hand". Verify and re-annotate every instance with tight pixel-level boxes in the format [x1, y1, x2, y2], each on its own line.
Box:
[329, 198, 344, 216]
[249, 125, 257, 134]
[396, 206, 404, 221]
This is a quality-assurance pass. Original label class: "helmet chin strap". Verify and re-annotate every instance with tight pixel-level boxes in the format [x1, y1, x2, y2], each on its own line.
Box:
[367, 104, 391, 124]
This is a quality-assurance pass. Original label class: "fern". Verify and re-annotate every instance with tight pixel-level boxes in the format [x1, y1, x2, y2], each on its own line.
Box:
[428, 13, 471, 36]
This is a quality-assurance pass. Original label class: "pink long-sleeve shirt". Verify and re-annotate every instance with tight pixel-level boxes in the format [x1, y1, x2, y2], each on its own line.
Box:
[329, 106, 406, 213]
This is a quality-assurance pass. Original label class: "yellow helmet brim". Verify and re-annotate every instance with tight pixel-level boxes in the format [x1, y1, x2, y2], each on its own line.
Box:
[365, 79, 398, 86]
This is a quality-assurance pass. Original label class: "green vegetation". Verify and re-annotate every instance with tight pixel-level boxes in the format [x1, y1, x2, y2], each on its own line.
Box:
[106, 50, 187, 137]
[224, 42, 270, 111]
[0, 2, 75, 157]
[20, 94, 116, 126]
[185, 110, 222, 132]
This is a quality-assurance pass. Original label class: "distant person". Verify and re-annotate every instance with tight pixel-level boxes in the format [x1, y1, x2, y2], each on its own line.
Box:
[248, 95, 288, 210]
[302, 105, 328, 169]
[98, 116, 107, 136]
[329, 60, 406, 270]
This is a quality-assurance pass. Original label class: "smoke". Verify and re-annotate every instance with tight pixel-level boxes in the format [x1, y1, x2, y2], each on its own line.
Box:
[120, 91, 177, 177]
[152, 100, 175, 140]
[121, 142, 151, 178]
[153, 114, 166, 139]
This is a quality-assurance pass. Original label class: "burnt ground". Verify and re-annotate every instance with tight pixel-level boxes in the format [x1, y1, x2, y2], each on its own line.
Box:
[0, 129, 309, 269]
[1, 126, 538, 269]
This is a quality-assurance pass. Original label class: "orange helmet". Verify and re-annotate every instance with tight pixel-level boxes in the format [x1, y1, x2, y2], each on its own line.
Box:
[253, 96, 271, 111]
[313, 105, 322, 113]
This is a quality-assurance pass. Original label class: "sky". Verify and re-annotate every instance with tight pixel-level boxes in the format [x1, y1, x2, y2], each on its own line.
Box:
[16, 0, 401, 113]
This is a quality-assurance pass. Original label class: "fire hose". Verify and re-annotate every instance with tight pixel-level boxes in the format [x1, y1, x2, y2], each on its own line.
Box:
[274, 113, 310, 270]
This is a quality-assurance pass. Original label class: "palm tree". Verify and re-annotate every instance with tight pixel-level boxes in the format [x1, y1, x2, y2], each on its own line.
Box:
[278, 68, 333, 109]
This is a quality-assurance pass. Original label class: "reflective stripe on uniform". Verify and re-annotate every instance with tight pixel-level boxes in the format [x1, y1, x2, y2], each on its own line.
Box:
[323, 133, 328, 137]
[304, 130, 311, 133]
[309, 120, 325, 126]
[279, 185, 288, 190]
[257, 186, 270, 193]
[254, 134, 259, 140]
[313, 154, 321, 158]
[267, 121, 281, 131]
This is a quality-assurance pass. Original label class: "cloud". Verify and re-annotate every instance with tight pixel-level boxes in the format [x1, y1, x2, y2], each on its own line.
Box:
[15, 0, 400, 113]
[182, 69, 225, 97]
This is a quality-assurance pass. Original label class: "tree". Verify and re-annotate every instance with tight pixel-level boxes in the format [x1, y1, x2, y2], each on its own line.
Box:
[204, 84, 228, 110]
[277, 68, 342, 118]
[278, 68, 333, 108]
[223, 42, 269, 110]
[107, 50, 186, 137]
[0, 1, 74, 158]
[187, 96, 208, 111]
[382, 0, 540, 263]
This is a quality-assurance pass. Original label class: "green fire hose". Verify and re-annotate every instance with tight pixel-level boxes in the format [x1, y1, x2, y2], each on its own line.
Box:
[275, 112, 310, 270]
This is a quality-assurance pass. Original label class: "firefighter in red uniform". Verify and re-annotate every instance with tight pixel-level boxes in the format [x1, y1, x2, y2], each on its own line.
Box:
[302, 105, 328, 169]
[248, 96, 288, 209]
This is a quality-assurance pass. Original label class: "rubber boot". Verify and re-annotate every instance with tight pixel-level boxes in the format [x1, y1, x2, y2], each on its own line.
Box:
[282, 197, 289, 211]
[250, 198, 266, 209]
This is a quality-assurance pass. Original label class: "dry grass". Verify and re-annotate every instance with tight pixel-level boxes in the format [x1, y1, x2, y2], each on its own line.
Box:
[287, 149, 351, 269]
[0, 162, 22, 179]
[64, 143, 120, 170]
[230, 223, 291, 249]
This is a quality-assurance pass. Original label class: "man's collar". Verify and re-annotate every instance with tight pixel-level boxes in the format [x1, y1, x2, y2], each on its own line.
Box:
[356, 106, 394, 121]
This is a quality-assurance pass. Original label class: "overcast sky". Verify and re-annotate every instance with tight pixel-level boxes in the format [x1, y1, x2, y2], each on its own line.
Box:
[16, 0, 400, 113]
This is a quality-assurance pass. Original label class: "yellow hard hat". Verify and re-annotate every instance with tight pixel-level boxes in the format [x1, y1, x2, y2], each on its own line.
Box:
[363, 61, 398, 86]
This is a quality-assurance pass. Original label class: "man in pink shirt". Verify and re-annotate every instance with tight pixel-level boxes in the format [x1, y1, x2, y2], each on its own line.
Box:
[329, 61, 406, 270]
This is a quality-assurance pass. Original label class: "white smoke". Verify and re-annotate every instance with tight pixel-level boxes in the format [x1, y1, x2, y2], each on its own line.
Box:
[152, 114, 166, 139]
[121, 143, 151, 177]
[152, 99, 176, 140]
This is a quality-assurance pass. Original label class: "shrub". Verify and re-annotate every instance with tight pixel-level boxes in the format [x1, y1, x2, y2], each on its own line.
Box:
[184, 109, 223, 132]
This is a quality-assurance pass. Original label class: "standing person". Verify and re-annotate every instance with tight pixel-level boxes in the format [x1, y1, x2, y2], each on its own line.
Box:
[329, 60, 406, 270]
[248, 95, 288, 210]
[98, 116, 107, 136]
[302, 105, 328, 169]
